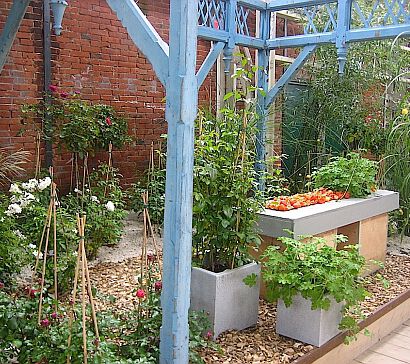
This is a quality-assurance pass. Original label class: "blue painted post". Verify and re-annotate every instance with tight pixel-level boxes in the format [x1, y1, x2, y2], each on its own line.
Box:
[336, 0, 352, 74]
[0, 0, 31, 74]
[159, 0, 198, 363]
[223, 0, 238, 72]
[256, 9, 271, 188]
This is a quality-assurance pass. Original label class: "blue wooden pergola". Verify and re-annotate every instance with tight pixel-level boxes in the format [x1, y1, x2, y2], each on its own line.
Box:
[1, 1, 409, 363]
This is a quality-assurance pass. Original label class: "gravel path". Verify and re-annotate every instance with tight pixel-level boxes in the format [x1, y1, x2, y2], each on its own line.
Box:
[87, 214, 410, 363]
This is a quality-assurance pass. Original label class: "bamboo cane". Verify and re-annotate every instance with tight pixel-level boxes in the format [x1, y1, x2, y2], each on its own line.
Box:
[51, 178, 59, 311]
[141, 193, 148, 288]
[80, 218, 88, 364]
[82, 216, 100, 341]
[66, 215, 83, 364]
[31, 201, 52, 287]
[104, 142, 113, 197]
[143, 192, 162, 278]
[37, 183, 54, 324]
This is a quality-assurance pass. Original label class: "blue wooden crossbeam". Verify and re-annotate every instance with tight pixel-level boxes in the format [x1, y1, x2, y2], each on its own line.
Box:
[0, 0, 31, 74]
[268, 0, 337, 11]
[106, 0, 169, 86]
[265, 45, 317, 107]
[197, 41, 225, 88]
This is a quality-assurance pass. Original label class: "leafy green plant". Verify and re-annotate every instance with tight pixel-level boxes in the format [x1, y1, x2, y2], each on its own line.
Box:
[0, 288, 131, 364]
[193, 108, 263, 272]
[4, 177, 78, 292]
[383, 96, 410, 237]
[0, 197, 30, 285]
[62, 163, 127, 259]
[21, 88, 130, 157]
[192, 55, 266, 272]
[131, 144, 167, 227]
[311, 152, 378, 197]
[260, 234, 369, 340]
[118, 255, 217, 363]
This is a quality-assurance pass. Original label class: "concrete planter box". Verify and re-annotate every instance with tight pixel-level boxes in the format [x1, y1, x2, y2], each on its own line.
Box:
[276, 293, 344, 347]
[190, 262, 260, 338]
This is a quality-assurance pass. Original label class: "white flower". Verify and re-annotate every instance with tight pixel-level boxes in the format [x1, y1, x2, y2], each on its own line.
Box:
[10, 195, 19, 203]
[13, 230, 26, 240]
[22, 179, 38, 192]
[73, 251, 78, 257]
[7, 203, 22, 215]
[33, 251, 43, 260]
[9, 183, 21, 194]
[91, 196, 100, 203]
[28, 243, 36, 250]
[105, 201, 115, 212]
[73, 188, 82, 195]
[38, 177, 51, 191]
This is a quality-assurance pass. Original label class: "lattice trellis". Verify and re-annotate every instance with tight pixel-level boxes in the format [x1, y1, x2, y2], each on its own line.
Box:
[351, 0, 410, 29]
[303, 4, 338, 34]
[235, 4, 251, 36]
[198, 0, 226, 30]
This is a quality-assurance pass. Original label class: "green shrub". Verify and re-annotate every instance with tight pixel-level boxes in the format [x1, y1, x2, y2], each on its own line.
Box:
[62, 163, 127, 259]
[311, 152, 378, 197]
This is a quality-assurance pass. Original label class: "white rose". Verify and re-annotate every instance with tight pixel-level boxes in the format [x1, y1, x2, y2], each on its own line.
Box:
[13, 230, 26, 240]
[7, 203, 22, 215]
[9, 183, 21, 194]
[105, 201, 115, 212]
[28, 243, 36, 250]
[33, 251, 43, 260]
[38, 177, 51, 191]
[91, 196, 99, 203]
[74, 188, 82, 194]
[22, 179, 38, 192]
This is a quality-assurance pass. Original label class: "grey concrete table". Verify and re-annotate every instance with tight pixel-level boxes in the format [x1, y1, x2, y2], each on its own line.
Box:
[254, 190, 399, 284]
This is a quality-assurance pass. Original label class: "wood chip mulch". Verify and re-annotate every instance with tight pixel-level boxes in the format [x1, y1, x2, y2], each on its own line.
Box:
[88, 253, 410, 364]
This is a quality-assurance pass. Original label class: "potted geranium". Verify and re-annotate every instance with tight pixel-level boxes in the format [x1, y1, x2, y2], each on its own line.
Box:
[260, 234, 368, 346]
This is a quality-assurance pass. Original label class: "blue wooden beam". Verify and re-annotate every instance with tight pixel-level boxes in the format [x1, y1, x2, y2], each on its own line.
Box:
[197, 27, 230, 43]
[197, 41, 225, 89]
[0, 0, 31, 74]
[265, 45, 317, 107]
[238, 0, 267, 11]
[256, 8, 271, 186]
[347, 24, 410, 43]
[159, 0, 198, 362]
[106, 0, 169, 86]
[268, 0, 337, 11]
[266, 32, 335, 49]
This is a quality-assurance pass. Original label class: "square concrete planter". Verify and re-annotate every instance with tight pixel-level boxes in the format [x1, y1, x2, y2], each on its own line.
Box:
[190, 262, 260, 338]
[276, 293, 344, 347]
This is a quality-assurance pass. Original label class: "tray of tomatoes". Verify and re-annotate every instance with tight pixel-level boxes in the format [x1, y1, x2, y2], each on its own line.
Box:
[265, 188, 351, 211]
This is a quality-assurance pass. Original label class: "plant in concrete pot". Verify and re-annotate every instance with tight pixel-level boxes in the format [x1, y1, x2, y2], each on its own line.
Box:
[261, 234, 369, 346]
[190, 56, 264, 338]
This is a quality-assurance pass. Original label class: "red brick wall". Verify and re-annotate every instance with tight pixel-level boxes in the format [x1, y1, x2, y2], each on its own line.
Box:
[0, 0, 216, 189]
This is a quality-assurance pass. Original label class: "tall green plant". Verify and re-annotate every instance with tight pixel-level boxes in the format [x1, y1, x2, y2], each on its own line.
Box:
[193, 108, 262, 271]
[283, 1, 410, 192]
[383, 96, 410, 237]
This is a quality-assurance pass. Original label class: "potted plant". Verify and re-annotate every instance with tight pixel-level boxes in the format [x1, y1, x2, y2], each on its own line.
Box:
[260, 234, 368, 346]
[190, 106, 262, 338]
[310, 152, 378, 198]
[190, 59, 265, 337]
